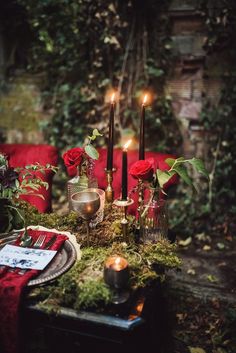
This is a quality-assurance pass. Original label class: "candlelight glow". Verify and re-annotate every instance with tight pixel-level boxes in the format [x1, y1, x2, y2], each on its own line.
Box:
[115, 257, 121, 265]
[143, 94, 148, 105]
[123, 139, 132, 150]
[111, 93, 115, 103]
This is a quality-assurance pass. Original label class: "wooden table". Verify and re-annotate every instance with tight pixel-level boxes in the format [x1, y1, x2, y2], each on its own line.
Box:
[21, 281, 174, 353]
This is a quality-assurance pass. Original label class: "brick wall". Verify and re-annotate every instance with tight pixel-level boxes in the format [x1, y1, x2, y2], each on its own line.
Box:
[166, 0, 225, 160]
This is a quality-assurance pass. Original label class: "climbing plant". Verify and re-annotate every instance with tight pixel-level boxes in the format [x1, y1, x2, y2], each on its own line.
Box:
[15, 0, 180, 152]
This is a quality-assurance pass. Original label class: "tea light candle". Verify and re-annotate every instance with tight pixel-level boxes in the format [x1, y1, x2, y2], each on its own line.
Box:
[104, 255, 129, 289]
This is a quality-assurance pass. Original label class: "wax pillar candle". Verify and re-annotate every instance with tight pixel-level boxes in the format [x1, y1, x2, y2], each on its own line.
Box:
[104, 255, 129, 289]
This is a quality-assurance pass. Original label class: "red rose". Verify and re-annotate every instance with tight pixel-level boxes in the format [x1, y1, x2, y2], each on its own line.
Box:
[62, 147, 84, 176]
[129, 158, 155, 181]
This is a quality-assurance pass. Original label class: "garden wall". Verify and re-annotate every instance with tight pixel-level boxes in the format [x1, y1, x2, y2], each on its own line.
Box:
[0, 0, 227, 161]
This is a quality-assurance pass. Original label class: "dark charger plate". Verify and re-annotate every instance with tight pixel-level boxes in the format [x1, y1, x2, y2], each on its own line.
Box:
[0, 232, 77, 286]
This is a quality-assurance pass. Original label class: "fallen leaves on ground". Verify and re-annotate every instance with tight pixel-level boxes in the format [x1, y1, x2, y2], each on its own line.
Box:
[189, 347, 206, 353]
[178, 237, 192, 247]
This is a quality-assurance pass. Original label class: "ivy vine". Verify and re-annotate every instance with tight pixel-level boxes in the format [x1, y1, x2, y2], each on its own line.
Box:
[14, 0, 180, 153]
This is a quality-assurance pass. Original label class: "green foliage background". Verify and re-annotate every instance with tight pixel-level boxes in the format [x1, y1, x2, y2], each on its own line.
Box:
[2, 0, 236, 235]
[15, 0, 180, 152]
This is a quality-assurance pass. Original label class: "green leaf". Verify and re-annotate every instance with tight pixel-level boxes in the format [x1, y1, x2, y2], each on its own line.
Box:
[165, 158, 176, 167]
[85, 144, 99, 160]
[187, 158, 209, 179]
[24, 184, 40, 191]
[88, 129, 103, 141]
[172, 164, 194, 188]
[156, 170, 174, 189]
[165, 157, 185, 169]
[92, 129, 102, 137]
[147, 66, 164, 77]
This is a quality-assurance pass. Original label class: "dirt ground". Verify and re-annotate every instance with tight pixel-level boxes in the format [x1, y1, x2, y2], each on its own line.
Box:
[166, 230, 236, 353]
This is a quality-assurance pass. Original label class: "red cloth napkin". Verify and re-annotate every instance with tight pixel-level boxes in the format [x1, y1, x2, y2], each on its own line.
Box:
[0, 229, 68, 353]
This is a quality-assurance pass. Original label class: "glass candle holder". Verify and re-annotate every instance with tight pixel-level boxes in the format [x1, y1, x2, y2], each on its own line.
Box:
[104, 255, 130, 304]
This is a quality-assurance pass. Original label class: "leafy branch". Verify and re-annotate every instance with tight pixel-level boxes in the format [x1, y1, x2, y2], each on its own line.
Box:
[156, 157, 209, 191]
[84, 129, 102, 160]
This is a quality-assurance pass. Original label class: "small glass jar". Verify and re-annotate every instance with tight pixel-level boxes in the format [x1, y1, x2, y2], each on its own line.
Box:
[67, 162, 98, 211]
[140, 188, 168, 243]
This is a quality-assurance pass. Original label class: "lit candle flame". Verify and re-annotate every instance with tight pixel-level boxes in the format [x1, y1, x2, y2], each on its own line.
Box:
[143, 94, 148, 105]
[115, 257, 121, 265]
[123, 139, 132, 150]
[111, 93, 115, 104]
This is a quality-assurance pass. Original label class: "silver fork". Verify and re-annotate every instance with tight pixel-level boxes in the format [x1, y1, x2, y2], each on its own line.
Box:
[33, 234, 46, 249]
[17, 234, 46, 275]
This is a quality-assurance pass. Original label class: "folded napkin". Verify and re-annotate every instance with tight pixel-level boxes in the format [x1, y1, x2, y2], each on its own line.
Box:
[23, 225, 81, 260]
[0, 229, 68, 353]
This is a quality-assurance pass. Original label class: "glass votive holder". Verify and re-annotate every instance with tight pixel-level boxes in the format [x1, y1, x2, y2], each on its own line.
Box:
[84, 188, 105, 227]
[104, 255, 130, 304]
[140, 198, 168, 244]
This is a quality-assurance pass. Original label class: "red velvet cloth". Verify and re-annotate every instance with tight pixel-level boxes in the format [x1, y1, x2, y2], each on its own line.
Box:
[0, 144, 58, 213]
[94, 148, 178, 214]
[0, 229, 68, 353]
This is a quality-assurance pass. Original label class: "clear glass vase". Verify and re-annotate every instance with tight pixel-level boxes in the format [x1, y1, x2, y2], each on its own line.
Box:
[140, 189, 168, 244]
[67, 163, 98, 211]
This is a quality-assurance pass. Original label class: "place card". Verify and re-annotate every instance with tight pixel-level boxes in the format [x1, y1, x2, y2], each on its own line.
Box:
[0, 244, 57, 270]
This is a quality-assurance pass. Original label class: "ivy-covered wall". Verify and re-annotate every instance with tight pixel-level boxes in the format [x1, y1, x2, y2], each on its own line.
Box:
[0, 0, 227, 158]
[0, 0, 235, 234]
[0, 0, 179, 152]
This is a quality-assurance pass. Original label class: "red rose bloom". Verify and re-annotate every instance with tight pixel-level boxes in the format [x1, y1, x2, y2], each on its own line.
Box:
[129, 158, 155, 181]
[62, 147, 84, 176]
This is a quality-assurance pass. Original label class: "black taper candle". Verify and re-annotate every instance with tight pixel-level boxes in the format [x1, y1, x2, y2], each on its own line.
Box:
[121, 147, 128, 200]
[139, 97, 146, 160]
[107, 98, 115, 170]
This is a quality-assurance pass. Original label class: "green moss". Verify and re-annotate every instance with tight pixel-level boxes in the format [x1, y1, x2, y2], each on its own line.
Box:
[22, 202, 181, 311]
[29, 240, 181, 311]
[75, 280, 112, 310]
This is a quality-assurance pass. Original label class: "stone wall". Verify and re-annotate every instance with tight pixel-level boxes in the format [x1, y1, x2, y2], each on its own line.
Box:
[167, 0, 225, 160]
[0, 71, 51, 143]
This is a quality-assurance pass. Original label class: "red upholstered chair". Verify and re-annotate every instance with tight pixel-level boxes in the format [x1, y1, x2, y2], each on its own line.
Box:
[94, 148, 177, 215]
[0, 144, 58, 213]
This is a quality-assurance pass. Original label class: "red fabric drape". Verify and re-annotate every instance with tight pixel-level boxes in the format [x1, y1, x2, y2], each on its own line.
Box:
[0, 229, 68, 353]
